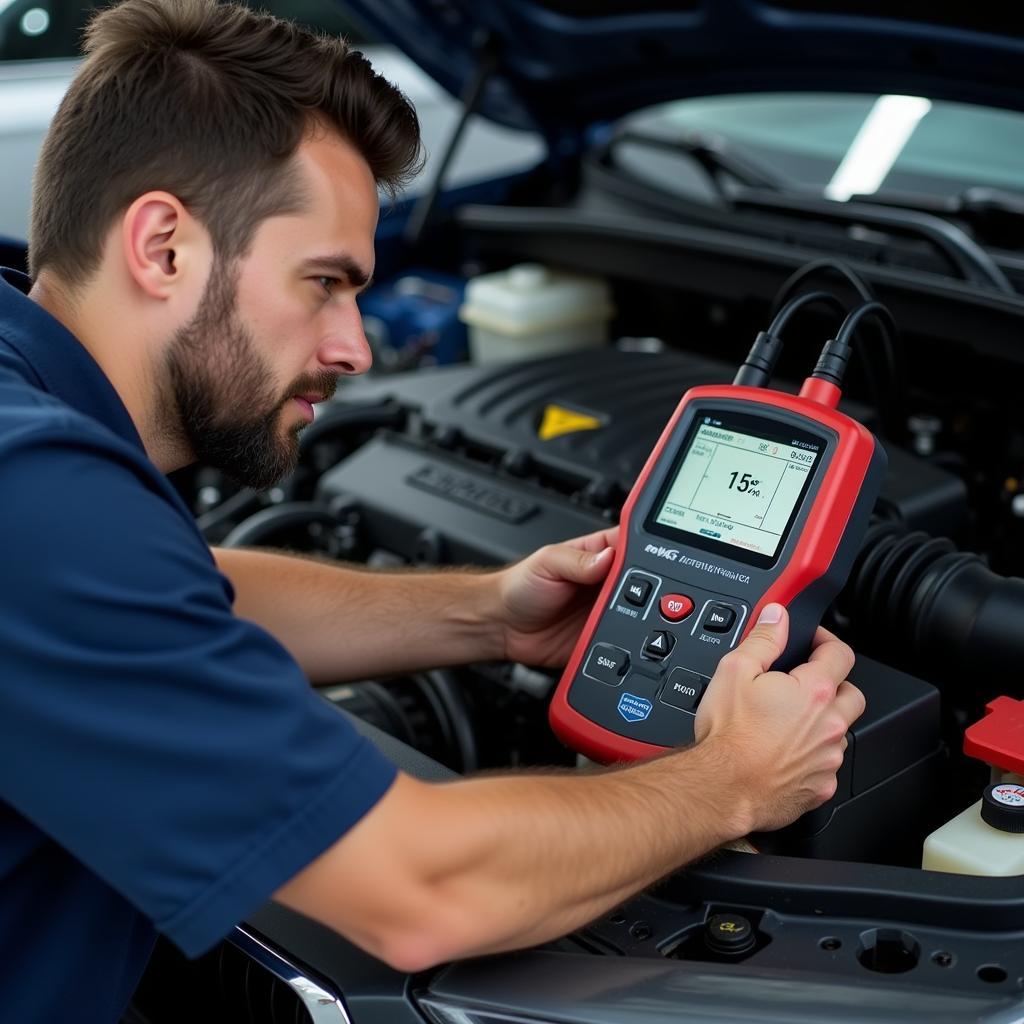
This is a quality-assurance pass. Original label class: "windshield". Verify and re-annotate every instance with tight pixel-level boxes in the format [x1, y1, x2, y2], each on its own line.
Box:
[622, 93, 1024, 201]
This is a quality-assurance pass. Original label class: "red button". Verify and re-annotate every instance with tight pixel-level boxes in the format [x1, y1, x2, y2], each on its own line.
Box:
[659, 594, 694, 622]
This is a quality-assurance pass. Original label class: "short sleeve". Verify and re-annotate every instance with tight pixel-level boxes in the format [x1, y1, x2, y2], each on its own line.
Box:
[0, 424, 397, 956]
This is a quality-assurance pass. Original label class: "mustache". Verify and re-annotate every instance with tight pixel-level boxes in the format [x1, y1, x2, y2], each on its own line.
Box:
[283, 369, 339, 407]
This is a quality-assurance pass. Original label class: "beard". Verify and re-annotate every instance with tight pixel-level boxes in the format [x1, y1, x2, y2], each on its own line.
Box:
[162, 261, 336, 490]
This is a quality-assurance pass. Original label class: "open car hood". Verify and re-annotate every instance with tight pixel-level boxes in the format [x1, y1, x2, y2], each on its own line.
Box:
[342, 1, 1024, 138]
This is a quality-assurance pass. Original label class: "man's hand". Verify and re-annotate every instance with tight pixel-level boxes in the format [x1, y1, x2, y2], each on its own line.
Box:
[495, 527, 618, 667]
[694, 603, 865, 835]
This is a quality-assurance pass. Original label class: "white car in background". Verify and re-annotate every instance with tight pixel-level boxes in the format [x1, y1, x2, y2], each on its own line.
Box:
[0, 0, 541, 244]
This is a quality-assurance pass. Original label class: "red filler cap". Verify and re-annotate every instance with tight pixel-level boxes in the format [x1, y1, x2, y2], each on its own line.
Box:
[963, 696, 1024, 775]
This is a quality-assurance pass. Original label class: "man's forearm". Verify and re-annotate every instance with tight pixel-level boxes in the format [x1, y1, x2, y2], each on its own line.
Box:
[276, 739, 749, 971]
[405, 747, 746, 962]
[213, 547, 504, 681]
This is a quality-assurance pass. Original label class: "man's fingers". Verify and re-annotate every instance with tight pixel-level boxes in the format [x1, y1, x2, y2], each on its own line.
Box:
[808, 625, 845, 652]
[834, 680, 866, 727]
[562, 526, 620, 555]
[720, 603, 790, 678]
[803, 630, 856, 682]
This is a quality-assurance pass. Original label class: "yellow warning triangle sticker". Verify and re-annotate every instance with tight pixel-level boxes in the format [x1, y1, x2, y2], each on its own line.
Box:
[538, 404, 603, 441]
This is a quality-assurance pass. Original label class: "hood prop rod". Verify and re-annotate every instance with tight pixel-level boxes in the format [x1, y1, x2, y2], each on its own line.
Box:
[404, 32, 501, 248]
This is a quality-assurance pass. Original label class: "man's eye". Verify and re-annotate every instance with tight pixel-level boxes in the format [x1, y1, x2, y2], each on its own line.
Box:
[317, 276, 339, 296]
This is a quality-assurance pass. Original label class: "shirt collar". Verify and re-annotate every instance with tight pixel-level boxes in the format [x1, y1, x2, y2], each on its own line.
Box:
[0, 268, 145, 452]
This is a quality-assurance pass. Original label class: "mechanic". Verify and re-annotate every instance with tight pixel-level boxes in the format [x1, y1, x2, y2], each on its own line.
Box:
[0, 1, 865, 1020]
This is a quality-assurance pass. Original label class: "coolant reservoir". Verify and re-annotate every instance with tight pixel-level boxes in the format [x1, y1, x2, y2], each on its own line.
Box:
[923, 696, 1024, 875]
[458, 263, 614, 364]
[922, 783, 1024, 875]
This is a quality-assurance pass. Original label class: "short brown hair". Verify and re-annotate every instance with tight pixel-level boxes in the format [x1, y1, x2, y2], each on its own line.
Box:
[29, 0, 422, 286]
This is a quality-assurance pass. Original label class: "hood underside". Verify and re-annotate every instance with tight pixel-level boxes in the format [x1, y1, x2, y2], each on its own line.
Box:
[342, 1, 1024, 138]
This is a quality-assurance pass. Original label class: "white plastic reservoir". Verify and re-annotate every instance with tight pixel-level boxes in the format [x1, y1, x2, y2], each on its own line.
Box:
[922, 781, 1024, 876]
[459, 263, 614, 364]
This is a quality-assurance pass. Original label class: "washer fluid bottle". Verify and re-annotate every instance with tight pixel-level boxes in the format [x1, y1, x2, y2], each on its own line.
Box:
[458, 263, 613, 364]
[922, 696, 1024, 875]
[922, 782, 1024, 875]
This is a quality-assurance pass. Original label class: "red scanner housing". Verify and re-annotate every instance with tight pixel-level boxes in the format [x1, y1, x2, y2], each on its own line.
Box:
[549, 384, 885, 764]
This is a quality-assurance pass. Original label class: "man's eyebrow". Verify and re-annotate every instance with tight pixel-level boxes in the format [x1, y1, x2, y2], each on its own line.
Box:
[301, 254, 373, 291]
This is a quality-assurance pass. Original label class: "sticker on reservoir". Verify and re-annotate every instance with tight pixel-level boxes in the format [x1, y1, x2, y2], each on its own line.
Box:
[618, 693, 653, 723]
[991, 784, 1024, 807]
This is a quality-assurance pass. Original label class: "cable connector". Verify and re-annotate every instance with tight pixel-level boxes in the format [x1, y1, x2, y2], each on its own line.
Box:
[804, 299, 897, 405]
[809, 335, 852, 388]
[733, 290, 844, 388]
[801, 333, 852, 407]
[733, 330, 781, 387]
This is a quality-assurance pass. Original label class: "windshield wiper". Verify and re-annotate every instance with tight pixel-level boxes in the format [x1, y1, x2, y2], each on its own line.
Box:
[732, 188, 1014, 294]
[849, 186, 1024, 252]
[614, 128, 786, 196]
[600, 130, 1016, 293]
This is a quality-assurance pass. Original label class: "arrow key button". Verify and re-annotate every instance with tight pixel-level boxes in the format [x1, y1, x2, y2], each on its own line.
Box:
[643, 630, 676, 660]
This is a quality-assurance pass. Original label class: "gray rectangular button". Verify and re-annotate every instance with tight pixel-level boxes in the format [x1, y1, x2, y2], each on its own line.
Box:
[583, 644, 630, 686]
[623, 574, 653, 607]
[659, 668, 708, 713]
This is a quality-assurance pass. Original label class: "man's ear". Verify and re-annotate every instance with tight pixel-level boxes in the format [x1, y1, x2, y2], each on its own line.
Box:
[121, 192, 205, 300]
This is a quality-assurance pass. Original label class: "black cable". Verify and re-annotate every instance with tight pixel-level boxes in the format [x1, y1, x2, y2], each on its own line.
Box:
[773, 258, 874, 312]
[776, 260, 883, 382]
[735, 290, 847, 387]
[776, 260, 899, 392]
[767, 289, 846, 336]
[773, 259, 903, 438]
[810, 299, 899, 395]
[836, 301, 899, 349]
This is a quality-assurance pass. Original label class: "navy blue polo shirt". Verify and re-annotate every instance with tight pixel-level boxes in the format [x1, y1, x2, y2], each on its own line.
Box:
[0, 269, 397, 1021]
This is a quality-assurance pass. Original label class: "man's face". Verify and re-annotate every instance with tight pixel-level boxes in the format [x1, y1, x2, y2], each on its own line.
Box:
[163, 132, 379, 489]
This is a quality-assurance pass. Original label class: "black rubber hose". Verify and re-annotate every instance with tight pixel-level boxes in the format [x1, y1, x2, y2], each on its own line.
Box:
[422, 669, 479, 773]
[220, 502, 343, 549]
[910, 555, 1024, 684]
[222, 506, 480, 770]
[297, 401, 405, 452]
[842, 521, 1024, 692]
[322, 678, 470, 772]
[196, 486, 261, 537]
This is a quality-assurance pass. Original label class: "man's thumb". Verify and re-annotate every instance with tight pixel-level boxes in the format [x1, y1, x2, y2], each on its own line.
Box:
[535, 543, 614, 585]
[582, 545, 614, 578]
[734, 603, 789, 673]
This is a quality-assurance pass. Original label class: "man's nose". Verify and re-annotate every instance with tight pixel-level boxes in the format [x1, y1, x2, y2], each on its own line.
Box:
[318, 302, 373, 375]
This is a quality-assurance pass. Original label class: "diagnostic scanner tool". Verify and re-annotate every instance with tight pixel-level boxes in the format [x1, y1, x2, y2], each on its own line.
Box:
[550, 299, 889, 763]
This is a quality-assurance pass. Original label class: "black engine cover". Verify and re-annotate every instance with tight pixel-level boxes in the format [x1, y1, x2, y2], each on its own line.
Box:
[322, 349, 966, 565]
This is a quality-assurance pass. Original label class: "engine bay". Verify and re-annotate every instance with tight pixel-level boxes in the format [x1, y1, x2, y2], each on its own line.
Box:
[145, 172, 1024, 1016]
